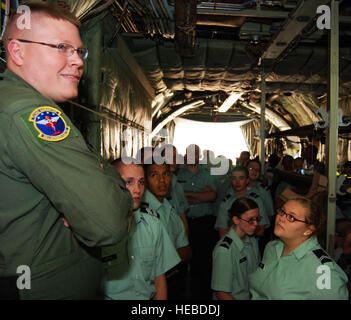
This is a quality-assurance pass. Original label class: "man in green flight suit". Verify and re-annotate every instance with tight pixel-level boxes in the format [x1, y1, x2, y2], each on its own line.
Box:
[0, 2, 132, 299]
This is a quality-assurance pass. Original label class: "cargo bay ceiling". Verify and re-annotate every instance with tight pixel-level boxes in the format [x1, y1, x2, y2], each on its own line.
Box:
[94, 0, 351, 137]
[2, 0, 351, 141]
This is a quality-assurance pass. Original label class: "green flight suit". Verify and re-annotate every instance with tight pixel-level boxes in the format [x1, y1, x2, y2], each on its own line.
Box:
[211, 228, 260, 300]
[176, 165, 217, 218]
[248, 236, 349, 300]
[0, 69, 133, 299]
[101, 206, 180, 300]
[143, 190, 189, 249]
[214, 187, 270, 231]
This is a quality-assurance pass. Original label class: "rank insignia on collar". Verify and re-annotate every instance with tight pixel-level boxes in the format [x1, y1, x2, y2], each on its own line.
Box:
[29, 106, 70, 142]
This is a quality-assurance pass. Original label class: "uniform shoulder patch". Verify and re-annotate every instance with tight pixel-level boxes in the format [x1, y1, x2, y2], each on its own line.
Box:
[140, 205, 160, 219]
[219, 236, 233, 249]
[140, 201, 149, 208]
[239, 256, 247, 263]
[28, 106, 70, 142]
[313, 249, 332, 264]
[249, 192, 259, 198]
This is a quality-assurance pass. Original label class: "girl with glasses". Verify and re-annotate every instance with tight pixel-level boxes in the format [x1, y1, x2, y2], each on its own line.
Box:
[248, 197, 349, 299]
[211, 197, 261, 300]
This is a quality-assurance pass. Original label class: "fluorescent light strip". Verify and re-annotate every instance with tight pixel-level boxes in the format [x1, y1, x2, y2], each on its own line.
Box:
[218, 92, 243, 113]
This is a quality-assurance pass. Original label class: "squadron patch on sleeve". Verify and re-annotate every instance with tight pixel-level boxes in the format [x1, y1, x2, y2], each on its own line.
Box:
[28, 106, 70, 142]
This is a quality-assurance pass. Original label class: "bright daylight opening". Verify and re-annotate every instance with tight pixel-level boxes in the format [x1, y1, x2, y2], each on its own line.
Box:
[172, 118, 250, 164]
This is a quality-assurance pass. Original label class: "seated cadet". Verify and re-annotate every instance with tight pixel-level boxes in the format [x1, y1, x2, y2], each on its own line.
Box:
[143, 159, 192, 299]
[248, 197, 349, 300]
[158, 144, 190, 236]
[101, 159, 180, 300]
[215, 166, 270, 239]
[211, 198, 261, 300]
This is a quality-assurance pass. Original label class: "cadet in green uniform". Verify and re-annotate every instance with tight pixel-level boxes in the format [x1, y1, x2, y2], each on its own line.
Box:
[246, 159, 275, 217]
[143, 160, 191, 299]
[249, 198, 349, 299]
[176, 144, 218, 299]
[143, 162, 191, 260]
[246, 159, 275, 253]
[215, 166, 270, 239]
[102, 159, 180, 300]
[211, 197, 261, 300]
[158, 144, 190, 236]
[0, 3, 132, 299]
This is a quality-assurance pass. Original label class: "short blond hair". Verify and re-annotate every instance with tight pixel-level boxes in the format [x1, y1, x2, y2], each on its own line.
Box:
[3, 1, 80, 41]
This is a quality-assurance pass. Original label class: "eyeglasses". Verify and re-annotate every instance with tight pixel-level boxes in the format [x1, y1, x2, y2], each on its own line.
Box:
[239, 216, 262, 225]
[9, 39, 88, 59]
[277, 207, 310, 224]
[248, 167, 260, 172]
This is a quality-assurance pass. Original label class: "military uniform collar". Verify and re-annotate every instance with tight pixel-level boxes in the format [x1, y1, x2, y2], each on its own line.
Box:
[144, 189, 171, 212]
[133, 208, 143, 224]
[2, 69, 40, 92]
[290, 236, 319, 260]
[275, 236, 319, 260]
[229, 186, 255, 198]
[144, 189, 162, 210]
[227, 228, 251, 252]
[247, 181, 260, 191]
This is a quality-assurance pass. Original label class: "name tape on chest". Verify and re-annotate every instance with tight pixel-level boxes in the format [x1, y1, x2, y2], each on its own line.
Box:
[28, 106, 70, 142]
